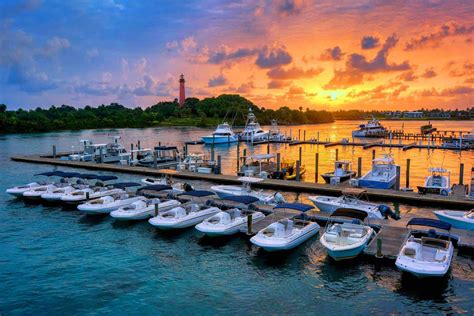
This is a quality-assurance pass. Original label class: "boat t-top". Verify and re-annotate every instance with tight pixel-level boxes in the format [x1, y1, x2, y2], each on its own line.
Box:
[269, 119, 287, 141]
[352, 117, 387, 138]
[417, 168, 451, 196]
[240, 108, 269, 142]
[202, 122, 239, 144]
[395, 218, 454, 278]
[358, 154, 398, 190]
[320, 208, 375, 261]
[321, 160, 356, 184]
[239, 153, 277, 178]
[250, 203, 320, 251]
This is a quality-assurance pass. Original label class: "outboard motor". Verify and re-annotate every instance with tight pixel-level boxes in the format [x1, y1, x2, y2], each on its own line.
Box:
[378, 204, 400, 220]
[273, 192, 286, 204]
[183, 182, 194, 192]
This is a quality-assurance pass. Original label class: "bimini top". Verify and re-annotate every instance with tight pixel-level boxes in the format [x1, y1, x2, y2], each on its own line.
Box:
[407, 218, 451, 231]
[35, 171, 65, 177]
[177, 190, 214, 197]
[221, 195, 259, 205]
[112, 182, 141, 189]
[95, 175, 118, 181]
[274, 203, 314, 212]
[154, 146, 178, 151]
[78, 174, 118, 181]
[60, 172, 82, 178]
[330, 208, 368, 221]
[137, 184, 173, 192]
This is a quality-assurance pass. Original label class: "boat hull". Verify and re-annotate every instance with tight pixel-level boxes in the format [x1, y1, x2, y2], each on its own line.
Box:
[149, 208, 220, 230]
[358, 177, 396, 190]
[434, 211, 473, 230]
[250, 225, 319, 252]
[321, 172, 355, 184]
[202, 135, 238, 144]
[325, 242, 367, 261]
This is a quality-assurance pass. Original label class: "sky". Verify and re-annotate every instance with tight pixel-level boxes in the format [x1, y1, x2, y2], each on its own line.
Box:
[0, 0, 473, 111]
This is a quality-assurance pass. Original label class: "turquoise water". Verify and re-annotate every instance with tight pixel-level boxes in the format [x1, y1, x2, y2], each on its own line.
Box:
[1, 126, 473, 315]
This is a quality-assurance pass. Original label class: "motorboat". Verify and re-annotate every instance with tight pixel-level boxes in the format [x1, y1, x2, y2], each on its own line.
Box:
[137, 146, 179, 167]
[358, 155, 398, 190]
[195, 195, 266, 236]
[442, 130, 474, 148]
[40, 172, 85, 201]
[77, 182, 143, 214]
[272, 159, 306, 180]
[308, 188, 399, 220]
[320, 208, 375, 261]
[211, 176, 284, 205]
[202, 122, 239, 144]
[395, 218, 454, 278]
[177, 153, 214, 172]
[269, 119, 288, 141]
[238, 154, 277, 178]
[417, 168, 451, 196]
[6, 171, 65, 197]
[148, 191, 220, 230]
[240, 108, 269, 142]
[352, 117, 387, 138]
[21, 171, 73, 200]
[129, 148, 153, 166]
[250, 203, 320, 251]
[434, 210, 474, 231]
[66, 140, 94, 162]
[321, 160, 356, 184]
[110, 185, 182, 221]
[59, 175, 120, 204]
[140, 177, 193, 193]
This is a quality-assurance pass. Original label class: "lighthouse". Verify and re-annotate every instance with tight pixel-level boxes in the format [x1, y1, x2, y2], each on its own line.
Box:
[179, 74, 185, 106]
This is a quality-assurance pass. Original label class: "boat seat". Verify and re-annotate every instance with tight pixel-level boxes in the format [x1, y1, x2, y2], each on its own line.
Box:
[421, 237, 449, 250]
[434, 250, 446, 262]
[403, 247, 416, 258]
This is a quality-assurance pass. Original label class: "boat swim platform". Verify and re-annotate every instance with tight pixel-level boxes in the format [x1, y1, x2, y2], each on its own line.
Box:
[10, 154, 474, 208]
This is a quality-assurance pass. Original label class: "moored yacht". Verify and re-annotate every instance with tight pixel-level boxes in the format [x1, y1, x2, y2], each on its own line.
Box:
[240, 108, 269, 142]
[202, 122, 239, 144]
[395, 218, 454, 278]
[417, 168, 451, 195]
[352, 117, 387, 138]
[358, 155, 398, 190]
[250, 203, 320, 251]
[321, 160, 356, 184]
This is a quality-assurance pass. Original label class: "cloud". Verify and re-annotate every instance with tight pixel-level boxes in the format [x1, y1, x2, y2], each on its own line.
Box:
[361, 36, 380, 49]
[405, 22, 474, 50]
[274, 0, 306, 16]
[267, 80, 292, 89]
[7, 65, 57, 93]
[255, 45, 292, 68]
[320, 46, 344, 61]
[449, 63, 474, 77]
[236, 82, 255, 94]
[39, 36, 70, 57]
[398, 71, 418, 82]
[101, 72, 112, 84]
[86, 48, 99, 60]
[266, 66, 323, 79]
[324, 70, 364, 89]
[208, 46, 259, 64]
[417, 85, 474, 97]
[208, 74, 228, 87]
[135, 57, 147, 74]
[287, 85, 305, 95]
[348, 35, 410, 72]
[165, 40, 178, 50]
[422, 68, 437, 78]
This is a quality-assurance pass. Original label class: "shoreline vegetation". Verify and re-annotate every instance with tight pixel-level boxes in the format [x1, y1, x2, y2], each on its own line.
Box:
[0, 94, 472, 134]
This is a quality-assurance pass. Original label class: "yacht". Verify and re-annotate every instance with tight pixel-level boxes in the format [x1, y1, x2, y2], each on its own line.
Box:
[395, 218, 454, 278]
[358, 155, 398, 190]
[240, 108, 269, 142]
[195, 195, 265, 236]
[202, 122, 239, 144]
[352, 117, 387, 138]
[269, 119, 287, 141]
[321, 160, 356, 184]
[320, 209, 375, 261]
[6, 171, 65, 197]
[434, 210, 473, 231]
[211, 176, 284, 205]
[417, 168, 451, 195]
[250, 203, 320, 251]
[308, 188, 399, 220]
[148, 190, 220, 230]
[239, 153, 277, 178]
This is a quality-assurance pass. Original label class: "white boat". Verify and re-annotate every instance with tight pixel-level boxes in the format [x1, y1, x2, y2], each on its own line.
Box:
[148, 191, 220, 230]
[139, 179, 193, 193]
[110, 185, 182, 220]
[137, 146, 179, 167]
[321, 160, 356, 184]
[358, 155, 398, 190]
[320, 209, 375, 261]
[240, 108, 269, 142]
[417, 168, 451, 196]
[352, 117, 387, 138]
[308, 188, 399, 220]
[238, 154, 277, 178]
[59, 175, 121, 204]
[434, 210, 474, 231]
[6, 171, 66, 197]
[22, 171, 76, 200]
[269, 119, 288, 141]
[395, 218, 454, 278]
[40, 172, 85, 201]
[250, 203, 320, 251]
[195, 195, 265, 236]
[202, 122, 239, 144]
[211, 176, 284, 205]
[177, 153, 214, 172]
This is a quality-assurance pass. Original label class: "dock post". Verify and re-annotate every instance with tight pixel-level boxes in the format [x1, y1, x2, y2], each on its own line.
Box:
[357, 157, 362, 178]
[243, 148, 247, 169]
[296, 160, 301, 181]
[52, 145, 56, 159]
[315, 153, 319, 183]
[247, 214, 253, 235]
[298, 129, 301, 141]
[99, 146, 104, 163]
[277, 153, 281, 172]
[290, 129, 292, 140]
[335, 148, 339, 161]
[153, 151, 157, 168]
[236, 142, 240, 173]
[211, 135, 215, 163]
[459, 163, 464, 185]
[317, 131, 320, 143]
[185, 144, 188, 157]
[375, 238, 383, 258]
[395, 165, 401, 190]
[216, 155, 221, 174]
[138, 140, 141, 150]
[372, 149, 375, 160]
[299, 147, 302, 164]
[406, 159, 410, 189]
[303, 130, 306, 141]
[130, 144, 134, 161]
[267, 134, 270, 154]
[154, 203, 159, 217]
[86, 192, 90, 201]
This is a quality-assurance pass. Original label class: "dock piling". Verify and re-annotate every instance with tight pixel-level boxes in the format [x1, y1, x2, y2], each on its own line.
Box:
[138, 140, 141, 150]
[52, 145, 56, 159]
[154, 203, 159, 217]
[298, 129, 301, 141]
[335, 148, 339, 161]
[267, 134, 270, 154]
[395, 165, 401, 190]
[315, 153, 319, 183]
[303, 130, 306, 141]
[277, 153, 281, 172]
[99, 147, 104, 163]
[299, 147, 302, 164]
[406, 159, 410, 189]
[130, 144, 134, 160]
[247, 214, 253, 235]
[372, 149, 376, 160]
[243, 149, 247, 168]
[153, 151, 157, 168]
[236, 142, 240, 173]
[296, 160, 301, 181]
[357, 157, 362, 178]
[459, 163, 464, 185]
[216, 155, 222, 174]
[375, 238, 383, 258]
[86, 192, 90, 201]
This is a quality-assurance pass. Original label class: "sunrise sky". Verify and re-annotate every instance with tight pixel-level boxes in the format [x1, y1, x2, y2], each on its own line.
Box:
[1, 0, 473, 110]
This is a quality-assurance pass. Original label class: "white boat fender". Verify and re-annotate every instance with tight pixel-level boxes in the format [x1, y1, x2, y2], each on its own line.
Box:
[378, 204, 400, 220]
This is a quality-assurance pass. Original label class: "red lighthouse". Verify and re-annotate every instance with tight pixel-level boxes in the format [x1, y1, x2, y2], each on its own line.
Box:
[179, 74, 185, 106]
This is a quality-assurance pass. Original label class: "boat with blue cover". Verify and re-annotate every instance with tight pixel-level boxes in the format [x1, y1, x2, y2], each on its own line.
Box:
[358, 155, 398, 190]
